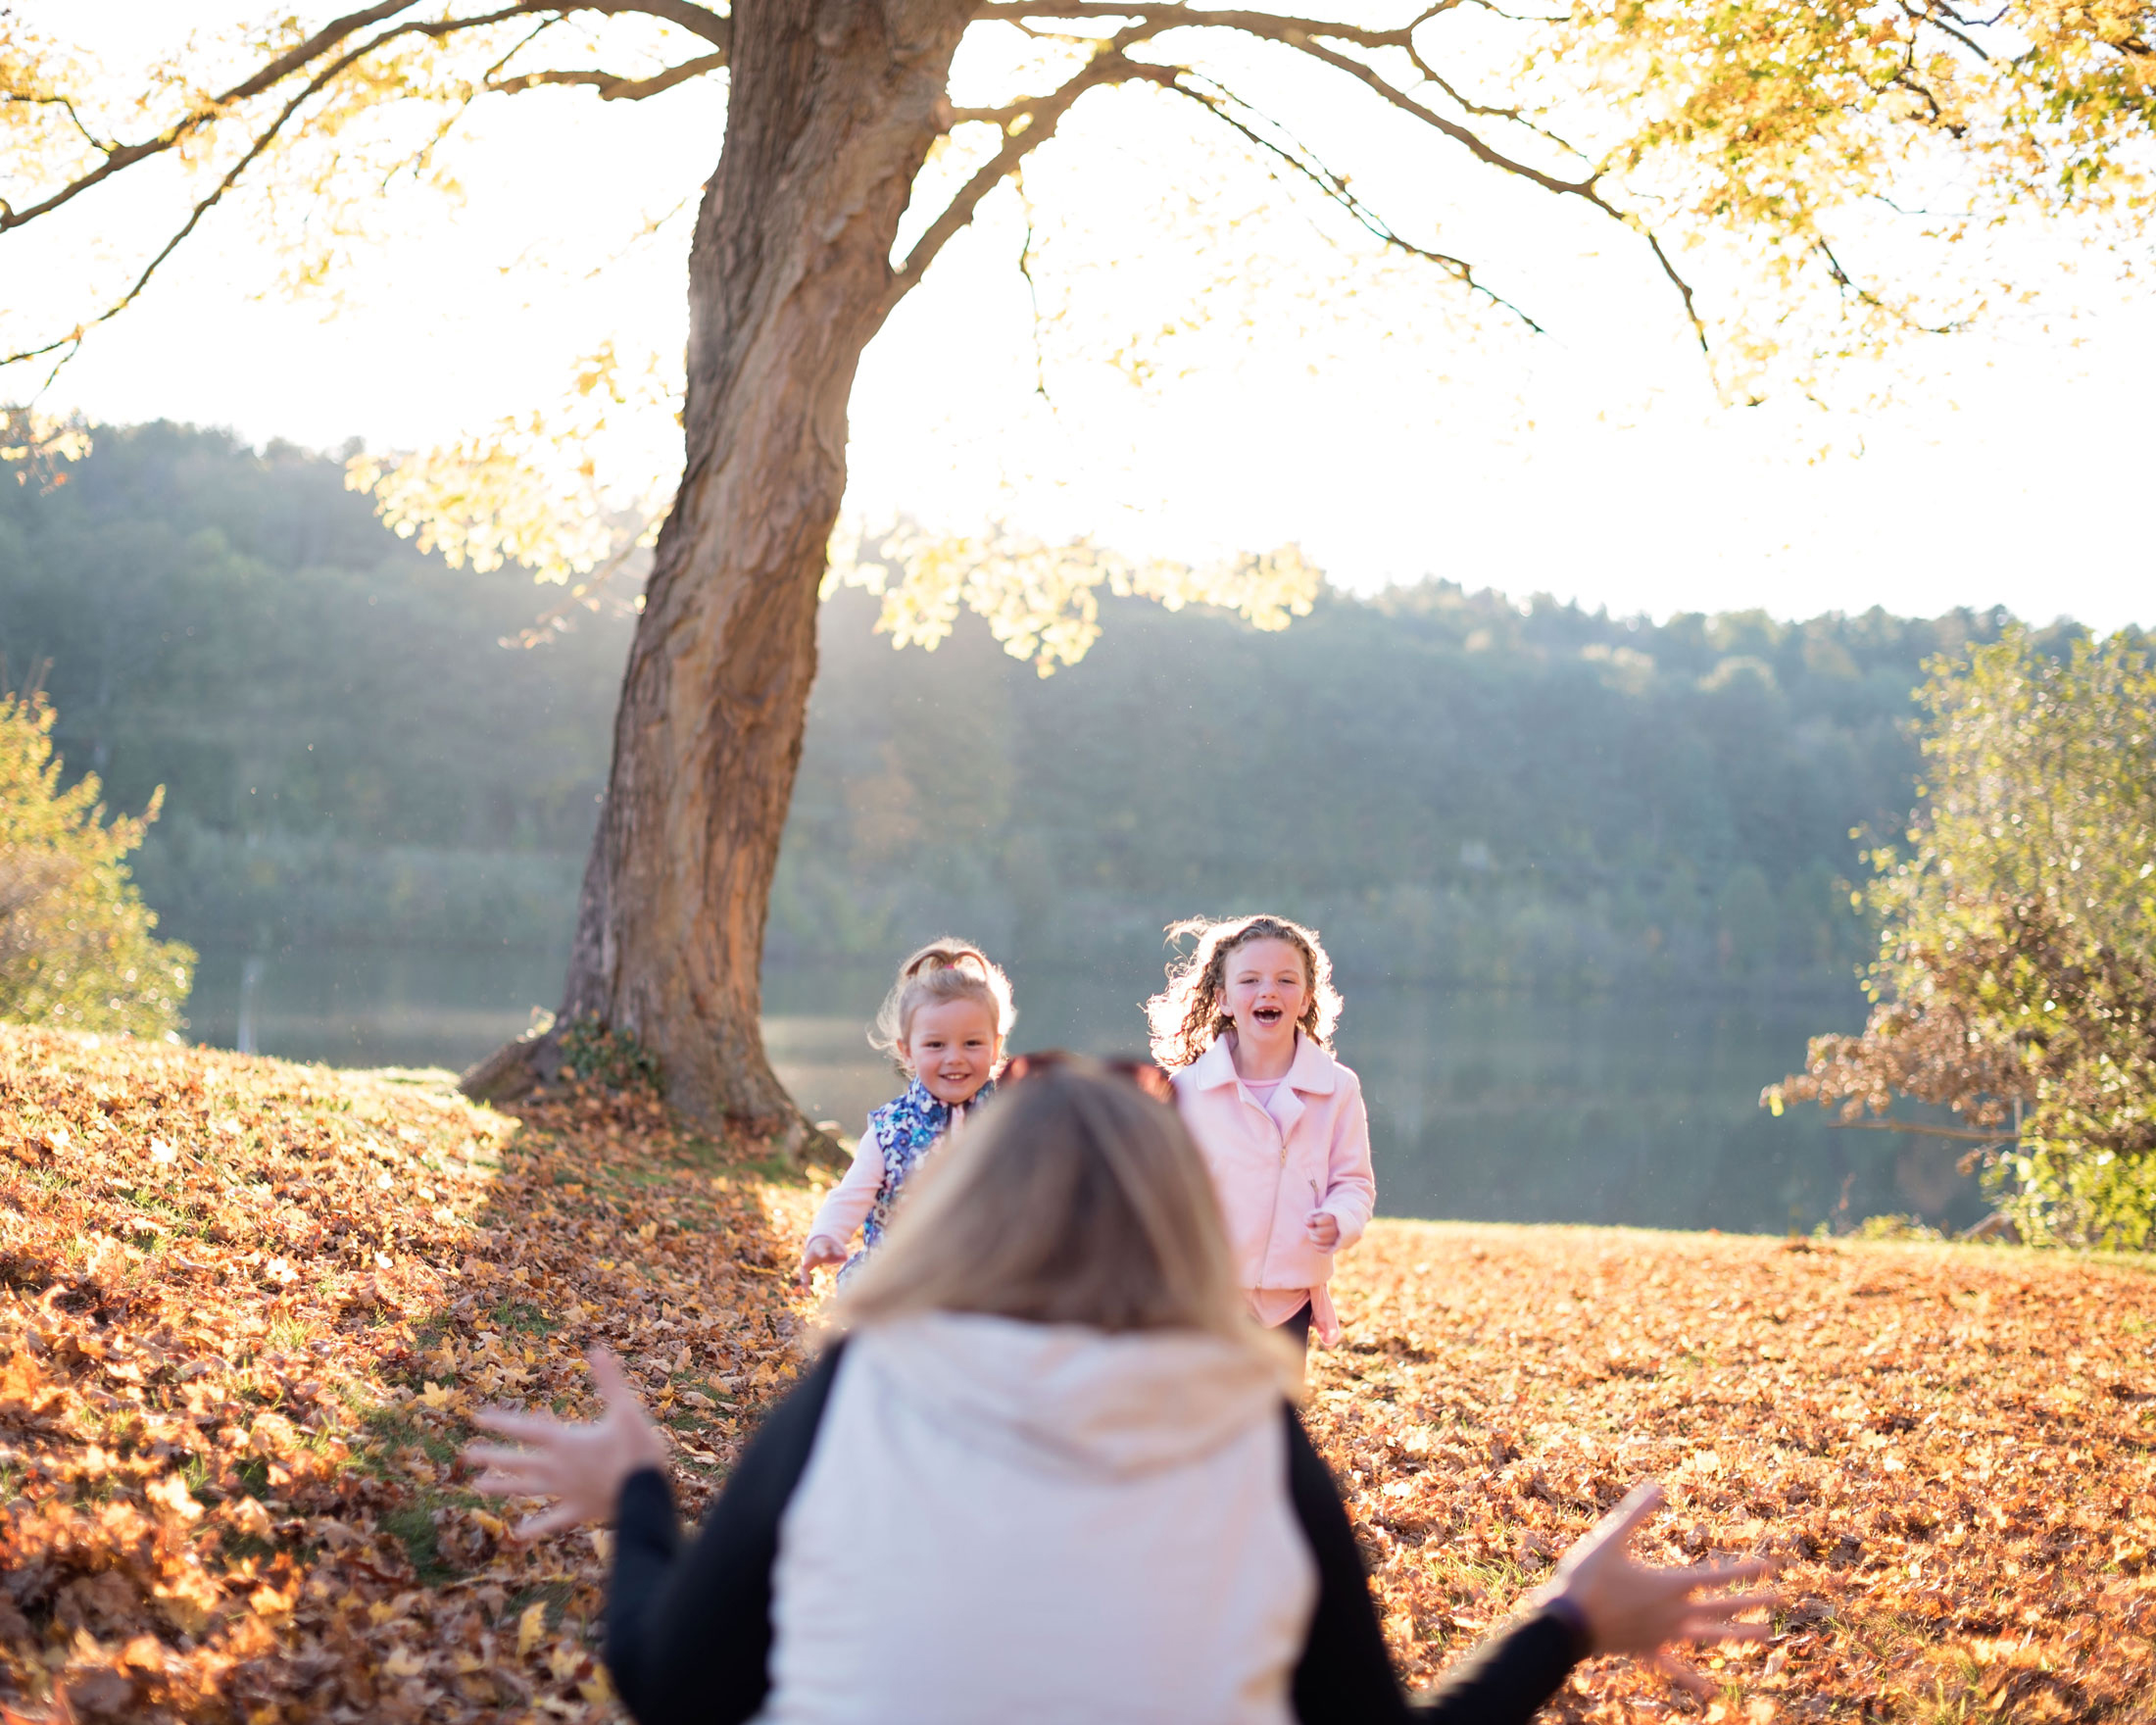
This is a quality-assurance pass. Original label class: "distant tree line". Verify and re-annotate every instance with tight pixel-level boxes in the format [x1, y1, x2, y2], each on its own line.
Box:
[0, 423, 2076, 997]
[780, 557, 2043, 997]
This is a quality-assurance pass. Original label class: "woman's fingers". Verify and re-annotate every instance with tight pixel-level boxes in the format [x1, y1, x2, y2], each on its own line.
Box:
[461, 1440, 548, 1469]
[515, 1503, 584, 1542]
[1570, 1481, 1666, 1562]
[1687, 1587, 1781, 1616]
[465, 1455, 556, 1489]
[588, 1348, 647, 1416]
[1680, 1612, 1775, 1644]
[1650, 1651, 1713, 1697]
[470, 1406, 564, 1442]
[1671, 1557, 1777, 1591]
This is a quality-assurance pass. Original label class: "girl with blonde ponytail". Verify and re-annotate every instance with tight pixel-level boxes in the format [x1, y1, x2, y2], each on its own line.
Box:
[798, 940, 1017, 1284]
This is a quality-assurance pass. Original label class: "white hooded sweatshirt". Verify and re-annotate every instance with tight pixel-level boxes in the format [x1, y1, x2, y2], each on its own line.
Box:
[757, 1313, 1317, 1725]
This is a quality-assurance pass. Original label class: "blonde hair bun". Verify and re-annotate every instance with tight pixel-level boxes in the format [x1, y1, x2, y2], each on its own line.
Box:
[870, 939, 1017, 1061]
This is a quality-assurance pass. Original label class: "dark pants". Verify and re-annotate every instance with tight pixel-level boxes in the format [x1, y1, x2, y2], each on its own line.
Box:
[1273, 1301, 1312, 1356]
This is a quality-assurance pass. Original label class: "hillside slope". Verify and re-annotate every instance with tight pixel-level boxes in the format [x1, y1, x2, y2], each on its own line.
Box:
[2, 1030, 2150, 1721]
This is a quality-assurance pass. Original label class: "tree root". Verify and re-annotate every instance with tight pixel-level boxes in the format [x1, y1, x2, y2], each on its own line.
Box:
[458, 1026, 849, 1173]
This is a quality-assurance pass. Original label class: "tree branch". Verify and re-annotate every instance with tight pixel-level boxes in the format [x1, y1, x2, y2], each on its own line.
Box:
[488, 50, 729, 100]
[2, 91, 119, 155]
[886, 45, 1174, 310]
[2, 2, 735, 380]
[1828, 1117, 2015, 1144]
[1166, 72, 1544, 331]
[1, 2, 728, 234]
[0, 1, 424, 231]
[573, 0, 731, 48]
[1817, 237, 1966, 336]
[980, 4, 1420, 47]
[2, 15, 422, 377]
[987, 5, 1707, 352]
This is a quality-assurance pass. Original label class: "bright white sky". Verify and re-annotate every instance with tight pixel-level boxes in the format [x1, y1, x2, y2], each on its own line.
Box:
[10, 3, 2153, 630]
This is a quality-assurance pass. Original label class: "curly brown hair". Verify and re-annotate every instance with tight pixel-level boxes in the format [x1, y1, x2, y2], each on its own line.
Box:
[1144, 914, 1344, 1070]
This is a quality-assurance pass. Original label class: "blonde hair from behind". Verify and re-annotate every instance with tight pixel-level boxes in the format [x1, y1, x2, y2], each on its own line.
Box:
[869, 939, 1017, 1066]
[837, 1062, 1291, 1375]
[1145, 913, 1345, 1070]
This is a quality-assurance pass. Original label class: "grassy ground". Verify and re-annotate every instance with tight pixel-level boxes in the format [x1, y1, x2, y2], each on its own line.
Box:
[2, 1026, 2151, 1721]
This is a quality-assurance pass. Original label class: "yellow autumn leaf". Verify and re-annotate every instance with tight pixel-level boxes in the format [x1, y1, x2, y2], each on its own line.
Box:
[144, 1472, 203, 1522]
[516, 1600, 547, 1658]
[223, 1496, 272, 1539]
[150, 1568, 220, 1636]
[547, 1643, 586, 1681]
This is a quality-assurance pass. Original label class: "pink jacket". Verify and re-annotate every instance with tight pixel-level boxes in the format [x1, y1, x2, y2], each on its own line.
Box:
[1171, 1033, 1377, 1346]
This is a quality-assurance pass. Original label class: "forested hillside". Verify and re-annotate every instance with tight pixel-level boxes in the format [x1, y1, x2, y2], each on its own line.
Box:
[0, 423, 2057, 993]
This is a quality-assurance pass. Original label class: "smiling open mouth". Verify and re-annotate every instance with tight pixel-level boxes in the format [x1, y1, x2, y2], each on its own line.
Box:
[1252, 1007, 1284, 1025]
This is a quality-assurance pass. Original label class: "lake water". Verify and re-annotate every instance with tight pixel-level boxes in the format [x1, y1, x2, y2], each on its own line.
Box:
[185, 946, 1984, 1235]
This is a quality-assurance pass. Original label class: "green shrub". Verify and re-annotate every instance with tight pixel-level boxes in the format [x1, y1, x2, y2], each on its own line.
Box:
[0, 693, 193, 1036]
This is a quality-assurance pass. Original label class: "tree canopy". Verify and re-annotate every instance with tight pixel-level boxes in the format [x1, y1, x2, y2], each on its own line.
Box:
[6, 2, 2153, 647]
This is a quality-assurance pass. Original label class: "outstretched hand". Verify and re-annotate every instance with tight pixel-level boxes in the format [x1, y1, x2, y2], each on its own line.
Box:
[799, 1233, 847, 1286]
[1532, 1482, 1777, 1683]
[462, 1349, 668, 1541]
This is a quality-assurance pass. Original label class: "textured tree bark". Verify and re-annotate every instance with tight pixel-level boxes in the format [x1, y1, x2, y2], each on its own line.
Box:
[462, 1, 977, 1158]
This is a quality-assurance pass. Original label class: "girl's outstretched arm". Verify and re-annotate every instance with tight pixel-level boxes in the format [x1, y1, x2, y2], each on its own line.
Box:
[800, 1121, 884, 1278]
[1316, 1078, 1377, 1250]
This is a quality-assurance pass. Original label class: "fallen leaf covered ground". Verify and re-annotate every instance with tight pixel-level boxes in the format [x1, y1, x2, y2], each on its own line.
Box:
[1322, 1227, 2156, 1721]
[1, 1025, 2151, 1721]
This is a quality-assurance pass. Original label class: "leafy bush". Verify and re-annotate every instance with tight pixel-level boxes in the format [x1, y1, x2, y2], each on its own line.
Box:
[1773, 628, 2156, 1248]
[0, 693, 192, 1036]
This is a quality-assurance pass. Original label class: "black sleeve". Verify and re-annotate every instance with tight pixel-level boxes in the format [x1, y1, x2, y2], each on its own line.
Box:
[1287, 1405, 1413, 1725]
[1285, 1407, 1587, 1725]
[604, 1340, 849, 1725]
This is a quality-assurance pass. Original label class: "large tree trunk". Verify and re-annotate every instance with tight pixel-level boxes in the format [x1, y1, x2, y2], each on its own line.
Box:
[462, 1, 976, 1157]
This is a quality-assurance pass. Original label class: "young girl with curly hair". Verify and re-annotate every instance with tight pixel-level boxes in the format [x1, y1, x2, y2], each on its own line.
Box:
[799, 940, 1015, 1285]
[1146, 914, 1375, 1354]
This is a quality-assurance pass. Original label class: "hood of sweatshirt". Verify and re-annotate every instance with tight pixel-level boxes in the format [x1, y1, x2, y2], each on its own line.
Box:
[850, 1311, 1289, 1482]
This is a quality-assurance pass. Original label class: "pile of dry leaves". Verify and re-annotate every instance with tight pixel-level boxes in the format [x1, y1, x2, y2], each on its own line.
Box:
[3, 1023, 2151, 1721]
[0, 1026, 819, 1722]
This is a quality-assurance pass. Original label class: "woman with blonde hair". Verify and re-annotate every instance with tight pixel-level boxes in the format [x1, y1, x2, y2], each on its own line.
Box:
[466, 1060, 1773, 1725]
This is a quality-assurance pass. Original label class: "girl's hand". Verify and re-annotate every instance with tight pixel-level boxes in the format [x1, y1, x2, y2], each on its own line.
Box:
[1532, 1482, 1777, 1677]
[1304, 1210, 1341, 1251]
[799, 1233, 847, 1285]
[462, 1350, 668, 1541]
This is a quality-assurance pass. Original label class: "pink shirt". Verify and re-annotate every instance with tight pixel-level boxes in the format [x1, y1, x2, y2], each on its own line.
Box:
[1170, 1032, 1377, 1346]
